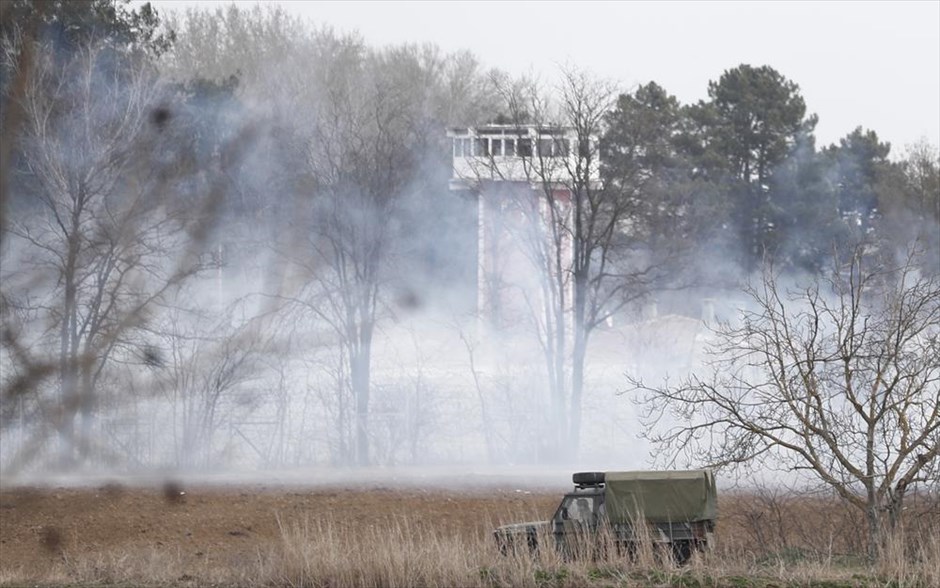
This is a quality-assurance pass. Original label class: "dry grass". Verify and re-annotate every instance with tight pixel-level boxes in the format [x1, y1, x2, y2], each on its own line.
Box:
[2, 487, 938, 587]
[260, 516, 688, 588]
[876, 532, 940, 588]
[11, 517, 939, 588]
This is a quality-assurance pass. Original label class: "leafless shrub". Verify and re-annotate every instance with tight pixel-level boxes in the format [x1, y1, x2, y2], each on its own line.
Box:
[634, 244, 940, 561]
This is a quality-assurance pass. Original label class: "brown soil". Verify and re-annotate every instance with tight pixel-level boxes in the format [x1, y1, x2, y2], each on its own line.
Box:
[0, 482, 558, 576]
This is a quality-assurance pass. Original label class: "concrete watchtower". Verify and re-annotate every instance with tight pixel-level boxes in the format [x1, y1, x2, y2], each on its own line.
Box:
[447, 125, 598, 328]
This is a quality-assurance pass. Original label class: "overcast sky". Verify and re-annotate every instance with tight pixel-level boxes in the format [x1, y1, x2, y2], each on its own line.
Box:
[151, 0, 940, 154]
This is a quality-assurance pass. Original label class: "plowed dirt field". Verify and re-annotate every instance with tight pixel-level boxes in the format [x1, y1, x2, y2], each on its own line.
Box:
[0, 481, 558, 579]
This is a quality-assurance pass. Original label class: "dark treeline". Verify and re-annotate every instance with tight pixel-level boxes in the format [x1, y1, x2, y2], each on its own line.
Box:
[1, 1, 938, 473]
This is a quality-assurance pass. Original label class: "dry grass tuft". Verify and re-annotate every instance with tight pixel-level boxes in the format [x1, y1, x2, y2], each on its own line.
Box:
[877, 531, 940, 588]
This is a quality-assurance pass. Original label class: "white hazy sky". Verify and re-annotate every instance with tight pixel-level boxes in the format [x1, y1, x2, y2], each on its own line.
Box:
[150, 0, 940, 154]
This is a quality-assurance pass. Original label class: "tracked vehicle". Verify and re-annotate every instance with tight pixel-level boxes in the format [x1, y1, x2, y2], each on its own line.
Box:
[494, 470, 717, 563]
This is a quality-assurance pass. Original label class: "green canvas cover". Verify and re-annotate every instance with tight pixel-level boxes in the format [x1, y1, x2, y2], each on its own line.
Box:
[604, 470, 717, 523]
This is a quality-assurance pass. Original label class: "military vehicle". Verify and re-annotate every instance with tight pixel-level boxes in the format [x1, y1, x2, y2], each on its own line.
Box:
[494, 470, 717, 563]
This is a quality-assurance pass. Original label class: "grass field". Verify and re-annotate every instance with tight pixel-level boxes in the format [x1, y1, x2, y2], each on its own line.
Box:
[1, 481, 937, 587]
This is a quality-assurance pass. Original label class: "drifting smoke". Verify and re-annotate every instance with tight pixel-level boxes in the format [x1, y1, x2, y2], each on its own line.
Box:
[1, 3, 937, 486]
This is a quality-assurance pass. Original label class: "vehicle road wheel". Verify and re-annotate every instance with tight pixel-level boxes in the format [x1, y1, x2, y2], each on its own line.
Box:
[671, 540, 694, 565]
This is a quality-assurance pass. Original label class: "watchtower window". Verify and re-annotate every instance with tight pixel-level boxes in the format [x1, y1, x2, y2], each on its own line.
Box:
[491, 138, 503, 157]
[517, 138, 532, 157]
[450, 131, 580, 159]
[455, 137, 475, 157]
[538, 138, 553, 157]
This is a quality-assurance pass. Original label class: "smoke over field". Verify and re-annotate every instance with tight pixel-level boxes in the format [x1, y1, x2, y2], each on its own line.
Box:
[0, 2, 740, 476]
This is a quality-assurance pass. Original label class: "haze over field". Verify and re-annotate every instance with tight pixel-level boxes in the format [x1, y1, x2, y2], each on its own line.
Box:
[1, 0, 937, 504]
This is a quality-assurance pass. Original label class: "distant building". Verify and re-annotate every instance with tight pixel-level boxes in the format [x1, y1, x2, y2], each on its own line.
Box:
[447, 125, 599, 327]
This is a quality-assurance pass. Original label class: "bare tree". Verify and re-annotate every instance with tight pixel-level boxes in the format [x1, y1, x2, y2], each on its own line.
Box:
[632, 244, 940, 560]
[1, 39, 193, 467]
[876, 141, 940, 275]
[273, 37, 423, 467]
[159, 3, 307, 87]
[472, 69, 689, 458]
[154, 307, 269, 468]
[163, 9, 500, 467]
[464, 70, 611, 458]
[0, 22, 244, 471]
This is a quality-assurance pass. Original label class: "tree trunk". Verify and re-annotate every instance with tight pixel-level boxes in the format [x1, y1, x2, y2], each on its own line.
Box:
[886, 494, 904, 536]
[569, 270, 589, 459]
[865, 405, 879, 562]
[865, 501, 881, 563]
[884, 483, 908, 552]
[58, 233, 80, 469]
[79, 361, 95, 463]
[352, 322, 374, 467]
[58, 344, 77, 468]
[337, 357, 349, 463]
[552, 297, 567, 461]
[569, 322, 586, 458]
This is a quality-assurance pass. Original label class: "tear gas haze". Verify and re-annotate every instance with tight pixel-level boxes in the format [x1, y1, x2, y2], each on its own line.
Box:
[1, 2, 937, 498]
